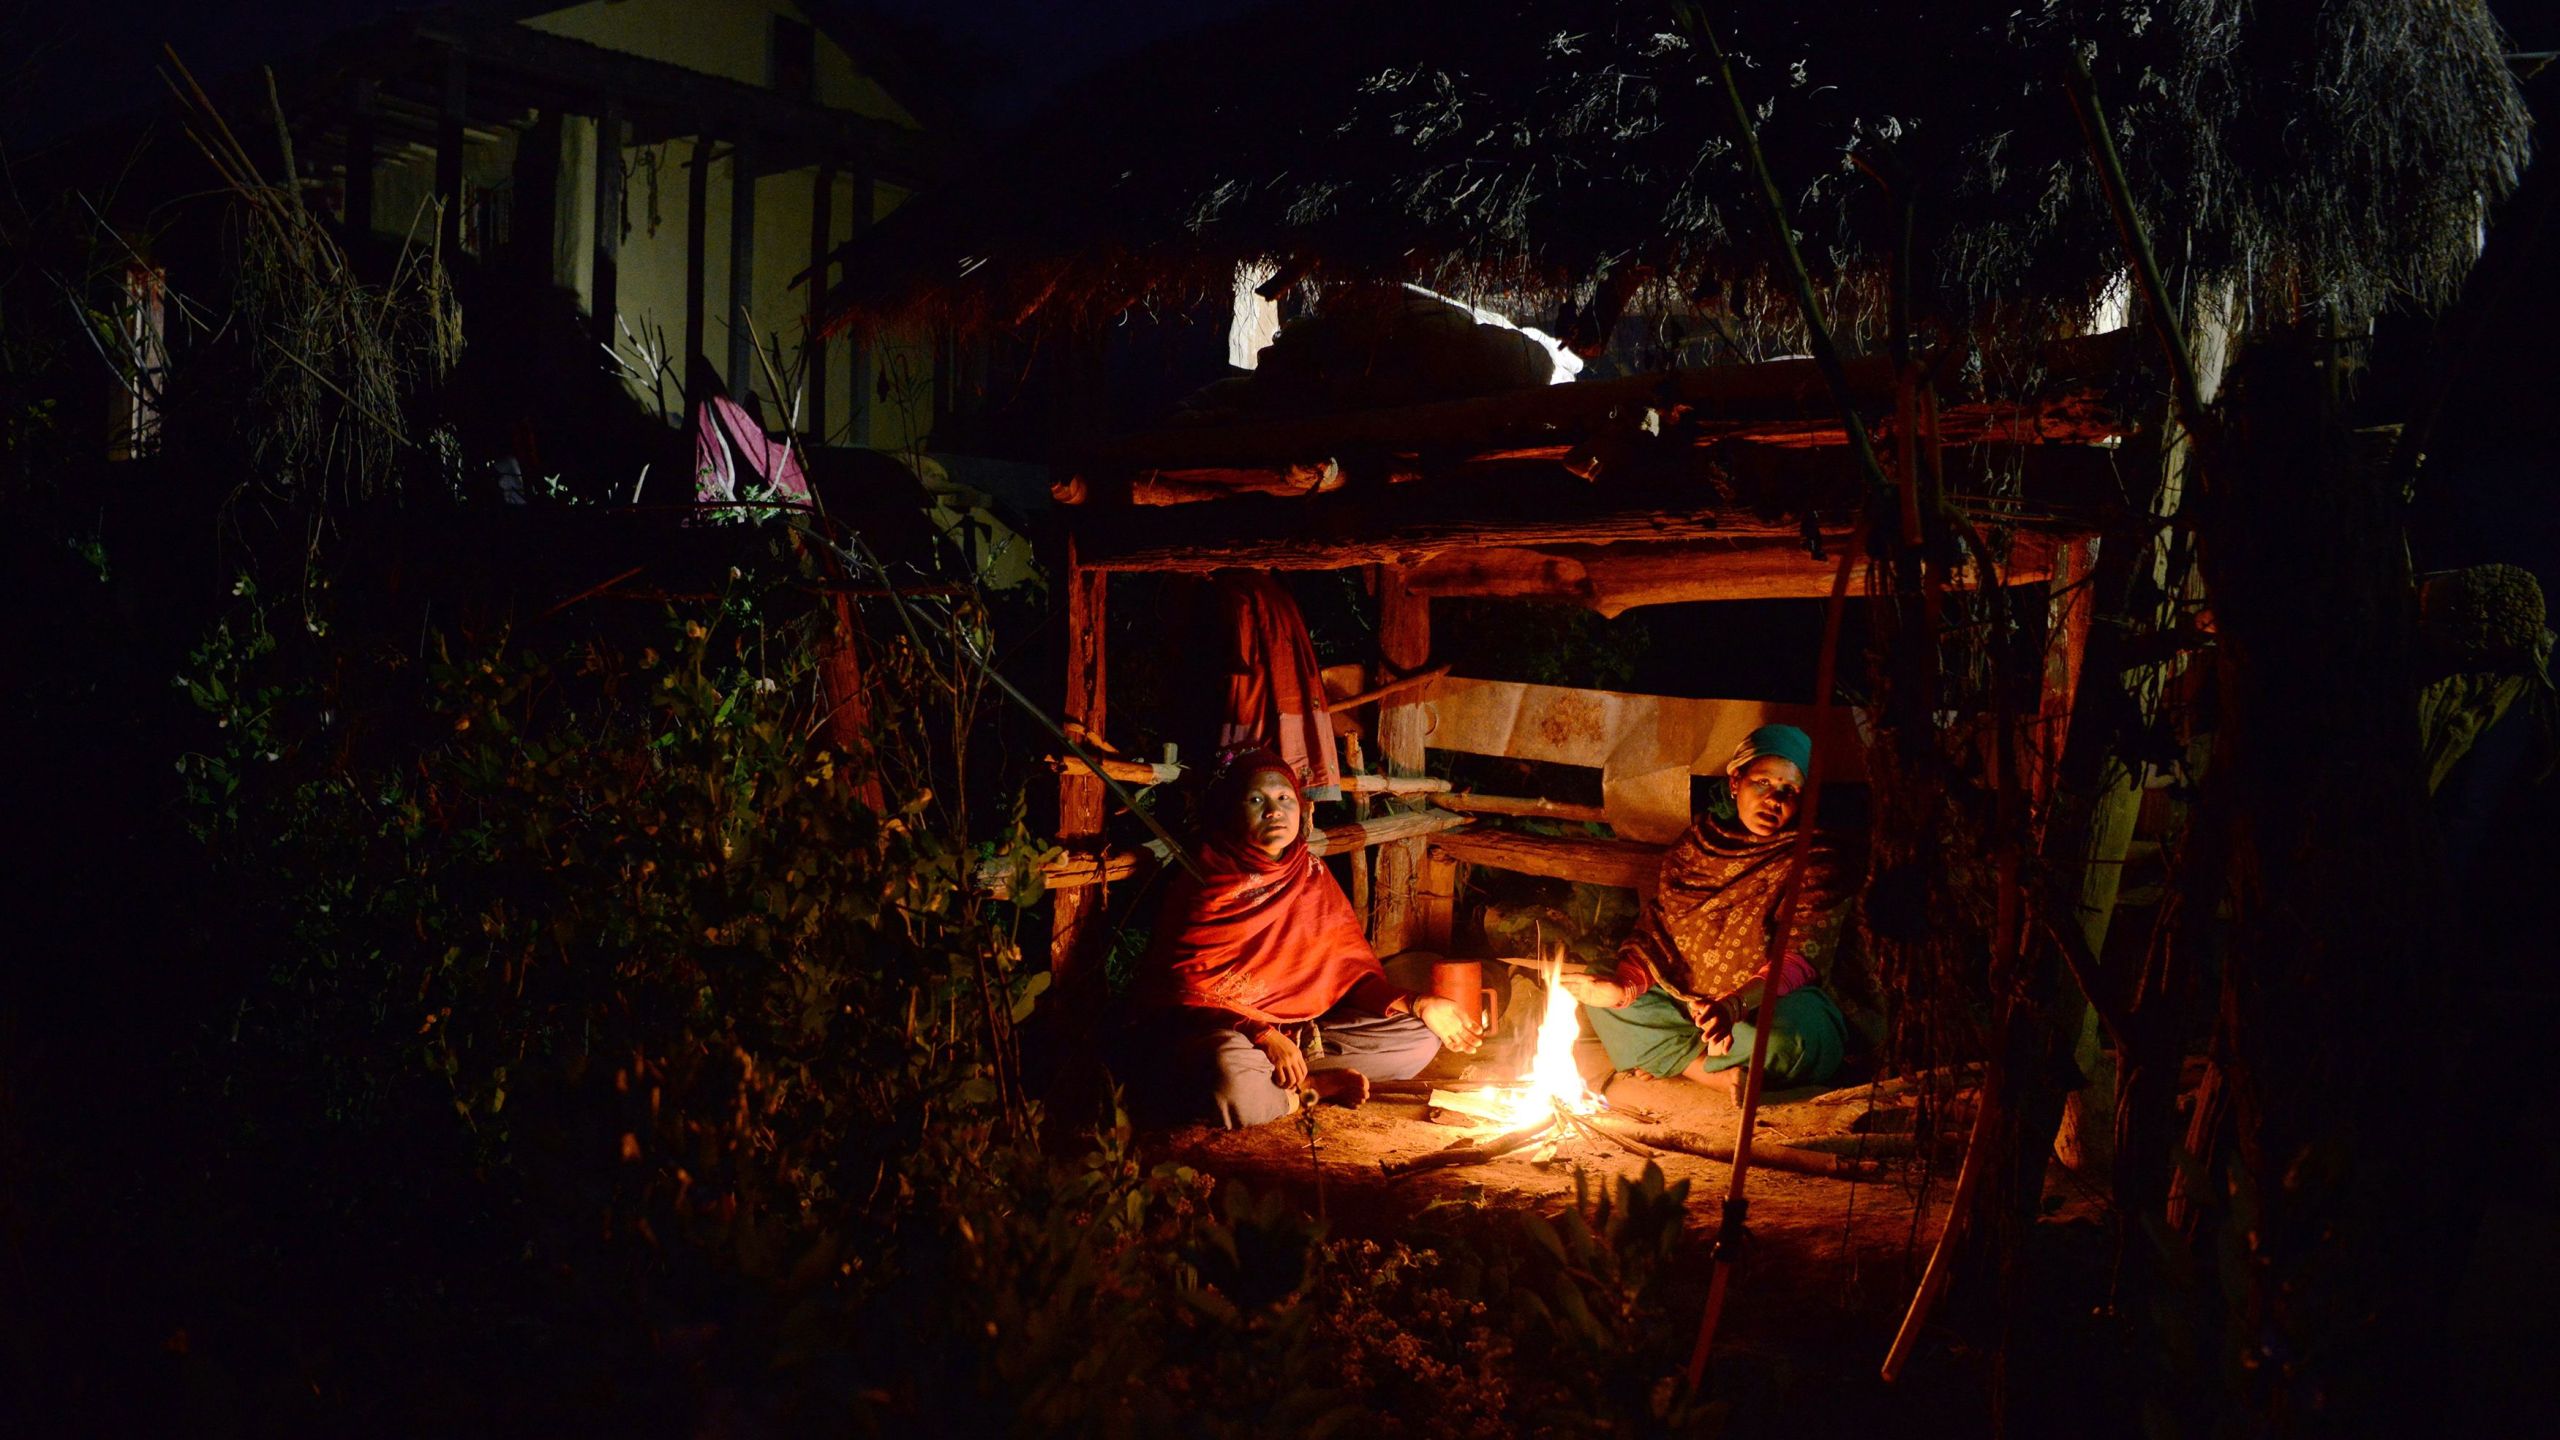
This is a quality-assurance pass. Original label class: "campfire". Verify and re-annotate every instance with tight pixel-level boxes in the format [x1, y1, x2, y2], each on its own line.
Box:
[1380, 949, 1662, 1177]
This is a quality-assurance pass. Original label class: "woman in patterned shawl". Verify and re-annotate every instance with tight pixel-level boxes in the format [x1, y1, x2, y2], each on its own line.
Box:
[1560, 724, 1858, 1091]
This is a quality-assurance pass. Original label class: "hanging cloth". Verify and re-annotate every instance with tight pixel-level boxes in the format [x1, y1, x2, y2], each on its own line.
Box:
[1212, 571, 1343, 800]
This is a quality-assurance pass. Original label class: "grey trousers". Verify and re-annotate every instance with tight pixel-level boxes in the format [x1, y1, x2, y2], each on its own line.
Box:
[1128, 1007, 1442, 1129]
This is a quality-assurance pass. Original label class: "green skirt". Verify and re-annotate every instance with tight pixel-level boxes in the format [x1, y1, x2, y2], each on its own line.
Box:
[1583, 983, 1848, 1088]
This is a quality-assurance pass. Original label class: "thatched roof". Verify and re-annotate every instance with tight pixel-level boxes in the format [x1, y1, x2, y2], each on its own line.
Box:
[814, 0, 2529, 359]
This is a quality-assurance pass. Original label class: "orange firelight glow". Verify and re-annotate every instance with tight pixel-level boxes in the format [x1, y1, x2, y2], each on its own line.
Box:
[1499, 947, 1599, 1125]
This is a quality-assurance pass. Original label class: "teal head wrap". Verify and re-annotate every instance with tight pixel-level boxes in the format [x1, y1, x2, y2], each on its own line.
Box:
[1727, 723, 1813, 778]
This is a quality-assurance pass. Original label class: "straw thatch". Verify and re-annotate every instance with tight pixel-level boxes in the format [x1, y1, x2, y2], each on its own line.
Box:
[816, 0, 2528, 359]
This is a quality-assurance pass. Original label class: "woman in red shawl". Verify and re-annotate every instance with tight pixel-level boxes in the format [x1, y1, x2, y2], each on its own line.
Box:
[1125, 748, 1482, 1128]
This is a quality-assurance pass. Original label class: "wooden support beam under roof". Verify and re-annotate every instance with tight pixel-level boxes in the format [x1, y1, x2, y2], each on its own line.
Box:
[1058, 331, 2139, 499]
[1399, 527, 2072, 610]
[1071, 451, 2114, 577]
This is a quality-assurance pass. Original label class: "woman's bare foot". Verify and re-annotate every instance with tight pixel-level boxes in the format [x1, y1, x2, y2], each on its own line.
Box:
[1305, 1069, 1371, 1108]
[1680, 1058, 1743, 1100]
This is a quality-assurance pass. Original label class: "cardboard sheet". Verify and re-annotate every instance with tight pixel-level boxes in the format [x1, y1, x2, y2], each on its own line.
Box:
[1416, 677, 1867, 843]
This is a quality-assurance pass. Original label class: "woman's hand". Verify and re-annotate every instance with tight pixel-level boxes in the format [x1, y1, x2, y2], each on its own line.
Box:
[1254, 1028, 1309, 1089]
[1411, 994, 1484, 1054]
[1684, 995, 1736, 1045]
[1558, 974, 1632, 1009]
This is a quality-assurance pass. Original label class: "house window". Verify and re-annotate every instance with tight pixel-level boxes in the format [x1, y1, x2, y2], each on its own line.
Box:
[107, 262, 166, 461]
[771, 18, 816, 102]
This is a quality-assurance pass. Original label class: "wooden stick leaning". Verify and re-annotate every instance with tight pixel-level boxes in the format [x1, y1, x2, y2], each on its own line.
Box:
[1682, 513, 1865, 1391]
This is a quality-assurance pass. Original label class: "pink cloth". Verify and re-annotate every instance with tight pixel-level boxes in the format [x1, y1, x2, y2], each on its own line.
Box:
[692, 394, 813, 505]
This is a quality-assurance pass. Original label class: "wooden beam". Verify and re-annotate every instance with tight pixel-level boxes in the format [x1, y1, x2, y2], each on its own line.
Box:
[589, 102, 623, 346]
[1340, 773, 1451, 796]
[1310, 808, 1470, 857]
[1065, 332, 2136, 478]
[1430, 829, 1667, 893]
[1400, 529, 2073, 612]
[727, 143, 757, 394]
[1048, 753, 1182, 786]
[1430, 792, 1612, 825]
[684, 137, 710, 381]
[1077, 469, 1747, 573]
[1370, 570, 1431, 954]
[806, 163, 833, 442]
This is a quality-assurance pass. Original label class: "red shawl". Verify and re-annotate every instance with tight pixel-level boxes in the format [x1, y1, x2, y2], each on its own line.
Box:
[1212, 572, 1343, 800]
[1137, 753, 1385, 1026]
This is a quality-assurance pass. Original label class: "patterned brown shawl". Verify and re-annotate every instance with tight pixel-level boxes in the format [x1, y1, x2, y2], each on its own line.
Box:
[1615, 814, 1858, 1002]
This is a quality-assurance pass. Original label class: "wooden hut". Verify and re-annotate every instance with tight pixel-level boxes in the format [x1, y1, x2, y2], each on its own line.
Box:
[811, 0, 2529, 996]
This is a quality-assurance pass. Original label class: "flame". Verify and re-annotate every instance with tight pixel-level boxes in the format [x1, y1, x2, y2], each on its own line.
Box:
[1500, 946, 1598, 1125]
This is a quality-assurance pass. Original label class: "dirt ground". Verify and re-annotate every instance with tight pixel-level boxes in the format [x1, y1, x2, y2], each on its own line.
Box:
[1138, 1055, 2111, 1366]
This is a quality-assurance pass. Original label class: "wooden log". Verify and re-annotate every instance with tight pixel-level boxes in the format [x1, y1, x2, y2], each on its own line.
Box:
[1580, 1112, 1882, 1179]
[1340, 772, 1453, 796]
[1048, 754, 1183, 786]
[1326, 662, 1454, 714]
[1371, 571, 1431, 953]
[1430, 792, 1612, 825]
[1430, 829, 1666, 892]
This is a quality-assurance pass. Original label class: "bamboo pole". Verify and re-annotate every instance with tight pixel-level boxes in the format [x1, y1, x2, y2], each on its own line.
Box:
[1683, 513, 1866, 1389]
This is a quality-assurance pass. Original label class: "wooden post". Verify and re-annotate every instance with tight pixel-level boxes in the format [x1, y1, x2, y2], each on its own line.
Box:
[805, 163, 833, 442]
[2034, 534, 2109, 1172]
[589, 102, 623, 346]
[1051, 544, 1109, 998]
[1370, 567, 1431, 954]
[684, 137, 710, 382]
[1414, 851, 1459, 953]
[727, 144, 758, 396]
[2024, 535, 2099, 828]
[435, 51, 466, 258]
[343, 79, 377, 237]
